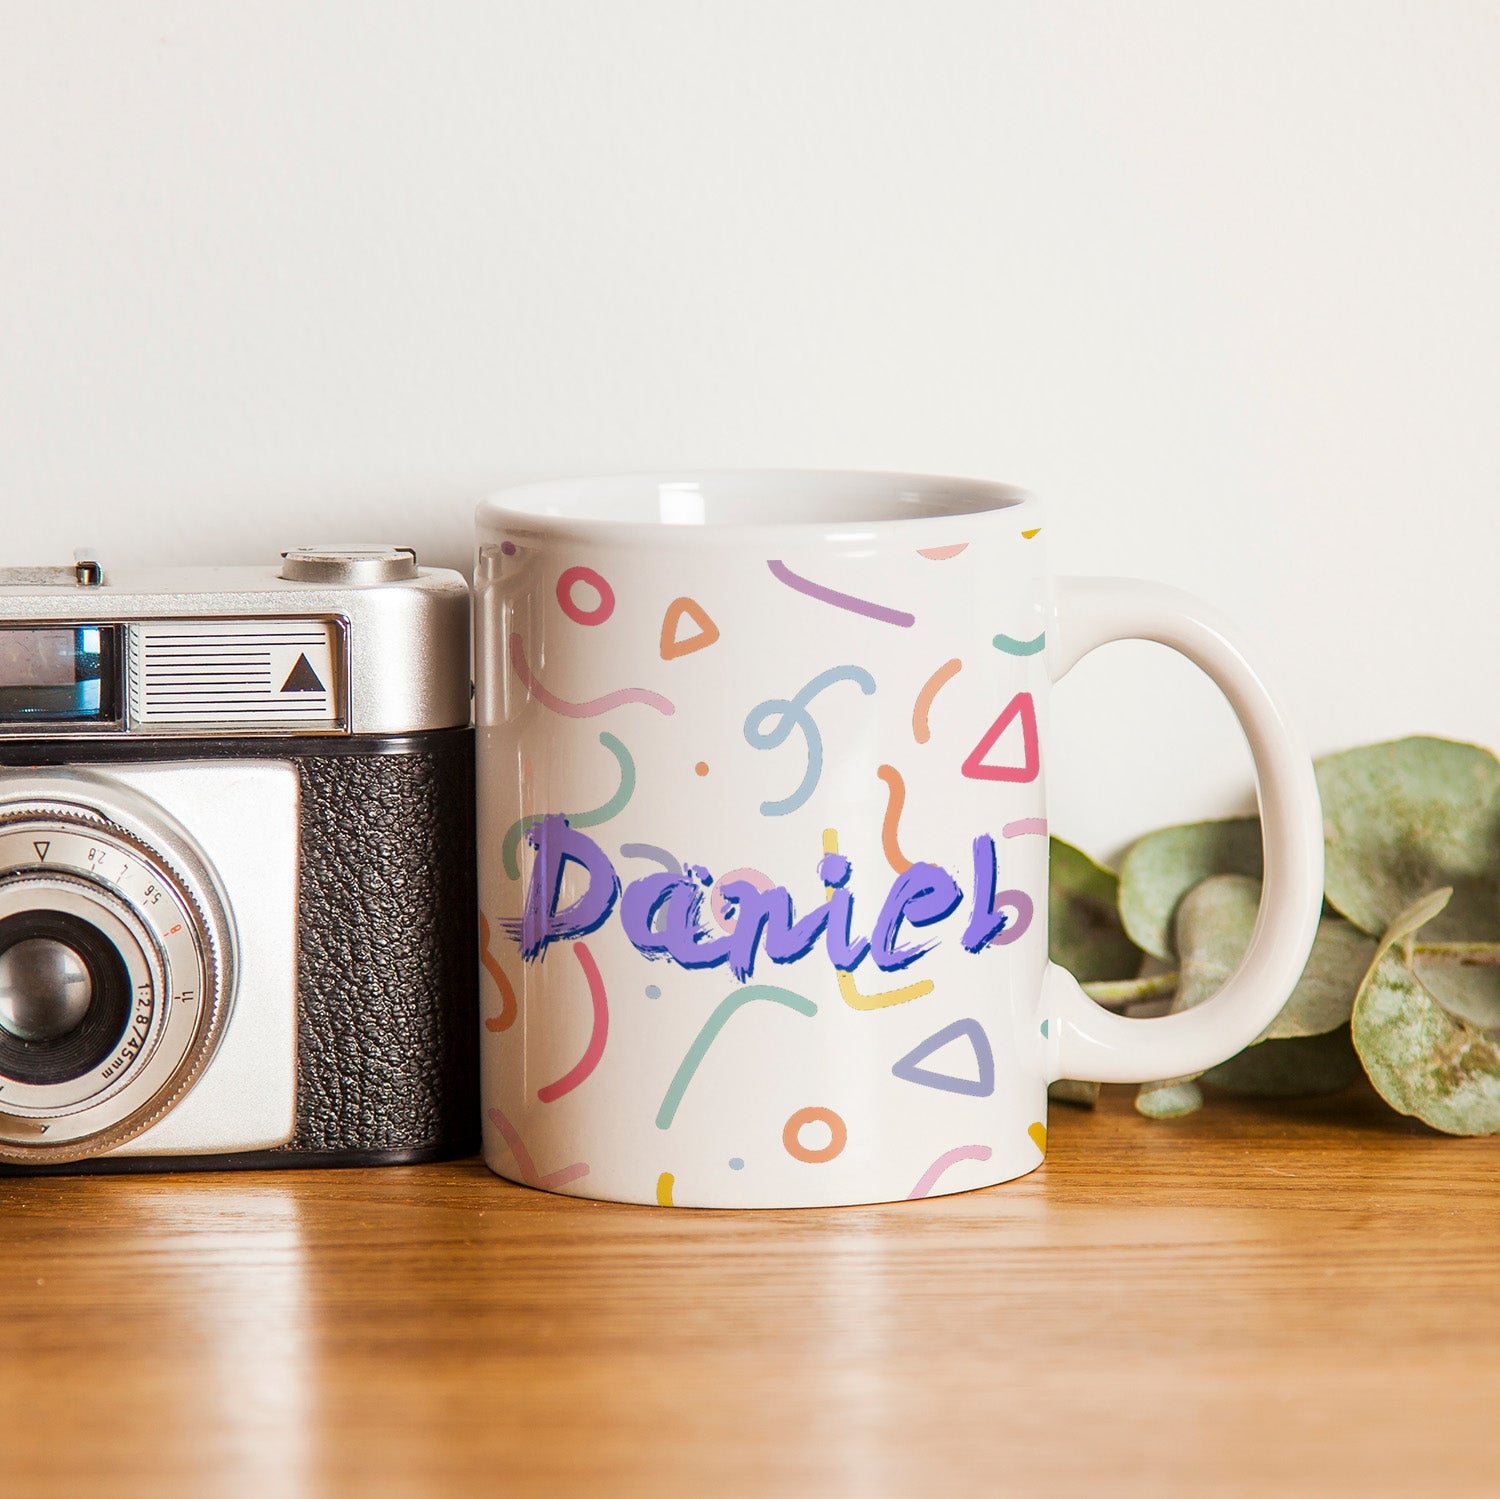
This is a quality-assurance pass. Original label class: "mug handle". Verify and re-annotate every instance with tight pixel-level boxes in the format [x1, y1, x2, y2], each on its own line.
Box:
[1041, 577, 1325, 1084]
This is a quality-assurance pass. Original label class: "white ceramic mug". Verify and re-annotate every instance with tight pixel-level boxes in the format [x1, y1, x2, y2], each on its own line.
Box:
[473, 472, 1323, 1208]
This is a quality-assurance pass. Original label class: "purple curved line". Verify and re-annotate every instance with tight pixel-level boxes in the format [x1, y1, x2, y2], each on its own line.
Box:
[1002, 818, 1049, 838]
[906, 1143, 994, 1200]
[767, 559, 915, 628]
[509, 633, 675, 718]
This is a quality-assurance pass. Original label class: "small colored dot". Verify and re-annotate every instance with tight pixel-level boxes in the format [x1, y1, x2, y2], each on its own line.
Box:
[729, 1158, 745, 1171]
[645, 984, 661, 1000]
[694, 761, 709, 776]
[500, 540, 517, 555]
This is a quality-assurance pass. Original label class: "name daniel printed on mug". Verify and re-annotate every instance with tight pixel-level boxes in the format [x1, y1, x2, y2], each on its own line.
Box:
[475, 472, 1326, 1208]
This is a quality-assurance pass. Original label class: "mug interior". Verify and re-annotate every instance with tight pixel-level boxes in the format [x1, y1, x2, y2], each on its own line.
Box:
[483, 470, 1031, 531]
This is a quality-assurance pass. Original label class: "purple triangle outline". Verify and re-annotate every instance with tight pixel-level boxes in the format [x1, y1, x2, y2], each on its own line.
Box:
[890, 1017, 996, 1097]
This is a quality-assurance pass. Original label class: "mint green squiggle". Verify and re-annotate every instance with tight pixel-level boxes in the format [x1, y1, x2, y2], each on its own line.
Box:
[992, 631, 1046, 657]
[655, 985, 818, 1130]
[501, 730, 635, 880]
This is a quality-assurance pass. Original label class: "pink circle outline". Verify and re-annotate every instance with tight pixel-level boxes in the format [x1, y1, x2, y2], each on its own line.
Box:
[711, 867, 774, 932]
[557, 564, 616, 626]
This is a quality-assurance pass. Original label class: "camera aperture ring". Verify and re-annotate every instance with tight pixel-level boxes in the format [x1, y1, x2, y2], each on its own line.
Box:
[0, 800, 232, 1163]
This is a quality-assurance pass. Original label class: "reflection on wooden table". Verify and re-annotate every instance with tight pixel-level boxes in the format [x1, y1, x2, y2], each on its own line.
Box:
[2, 1085, 1496, 1496]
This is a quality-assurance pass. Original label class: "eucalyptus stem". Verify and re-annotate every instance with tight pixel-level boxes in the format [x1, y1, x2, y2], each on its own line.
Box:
[1409, 940, 1500, 966]
[1082, 971, 1179, 1010]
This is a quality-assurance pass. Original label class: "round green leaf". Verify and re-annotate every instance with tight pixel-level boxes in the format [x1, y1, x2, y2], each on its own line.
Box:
[1317, 738, 1500, 1025]
[1049, 837, 1143, 983]
[1117, 819, 1262, 961]
[1048, 1078, 1101, 1109]
[1172, 874, 1375, 1039]
[1353, 945, 1500, 1136]
[1134, 1079, 1204, 1118]
[1318, 738, 1500, 934]
[1201, 1027, 1362, 1097]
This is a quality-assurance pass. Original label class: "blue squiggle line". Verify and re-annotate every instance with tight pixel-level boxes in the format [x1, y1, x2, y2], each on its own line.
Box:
[619, 842, 681, 875]
[743, 665, 877, 817]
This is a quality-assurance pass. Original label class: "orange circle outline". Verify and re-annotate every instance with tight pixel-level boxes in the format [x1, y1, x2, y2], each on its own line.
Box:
[782, 1106, 847, 1164]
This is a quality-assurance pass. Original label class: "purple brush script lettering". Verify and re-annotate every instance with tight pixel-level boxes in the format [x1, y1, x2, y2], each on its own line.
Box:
[511, 820, 1034, 975]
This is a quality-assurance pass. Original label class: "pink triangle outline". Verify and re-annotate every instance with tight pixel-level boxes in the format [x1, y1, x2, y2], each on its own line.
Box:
[960, 691, 1040, 783]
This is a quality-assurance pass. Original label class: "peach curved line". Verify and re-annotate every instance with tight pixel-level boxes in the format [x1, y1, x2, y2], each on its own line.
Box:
[536, 942, 609, 1102]
[907, 1144, 994, 1200]
[480, 913, 518, 1032]
[911, 658, 962, 744]
[876, 764, 913, 874]
[509, 632, 675, 718]
[917, 543, 969, 560]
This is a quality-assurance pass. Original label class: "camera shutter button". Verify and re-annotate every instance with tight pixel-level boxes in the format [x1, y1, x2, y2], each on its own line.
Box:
[0, 938, 93, 1043]
[279, 546, 418, 584]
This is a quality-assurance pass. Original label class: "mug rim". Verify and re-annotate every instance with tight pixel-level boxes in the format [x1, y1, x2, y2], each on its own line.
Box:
[477, 468, 1038, 545]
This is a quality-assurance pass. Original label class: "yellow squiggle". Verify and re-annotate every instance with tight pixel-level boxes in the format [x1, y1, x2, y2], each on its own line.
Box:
[823, 828, 936, 1011]
[656, 1171, 675, 1206]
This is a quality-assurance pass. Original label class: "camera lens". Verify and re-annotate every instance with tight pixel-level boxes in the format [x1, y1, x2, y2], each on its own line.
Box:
[0, 910, 133, 1086]
[0, 937, 92, 1040]
[0, 779, 234, 1164]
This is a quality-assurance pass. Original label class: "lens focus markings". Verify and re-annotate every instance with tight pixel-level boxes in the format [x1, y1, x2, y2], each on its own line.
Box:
[0, 817, 210, 1144]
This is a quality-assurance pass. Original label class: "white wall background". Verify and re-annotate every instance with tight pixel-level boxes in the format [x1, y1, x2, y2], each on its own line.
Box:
[2, 1, 1497, 860]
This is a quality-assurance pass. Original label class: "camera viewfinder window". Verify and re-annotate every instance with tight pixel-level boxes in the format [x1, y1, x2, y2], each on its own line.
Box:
[0, 627, 120, 722]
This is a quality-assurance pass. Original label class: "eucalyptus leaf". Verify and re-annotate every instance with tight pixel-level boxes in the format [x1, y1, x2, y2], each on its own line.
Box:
[1317, 738, 1500, 1027]
[1117, 818, 1262, 961]
[1048, 1078, 1102, 1109]
[1353, 947, 1500, 1137]
[1049, 837, 1143, 982]
[1318, 738, 1500, 934]
[1172, 874, 1376, 1040]
[1380, 885, 1454, 946]
[1134, 1080, 1204, 1118]
[1201, 1026, 1362, 1097]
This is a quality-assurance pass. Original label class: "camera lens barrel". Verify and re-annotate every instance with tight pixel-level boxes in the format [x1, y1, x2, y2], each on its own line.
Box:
[0, 934, 94, 1041]
[0, 781, 232, 1163]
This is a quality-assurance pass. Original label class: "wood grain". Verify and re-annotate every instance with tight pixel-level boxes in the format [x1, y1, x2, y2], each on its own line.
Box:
[3, 1085, 1497, 1497]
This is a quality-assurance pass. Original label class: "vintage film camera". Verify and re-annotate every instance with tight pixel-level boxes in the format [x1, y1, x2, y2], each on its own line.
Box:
[0, 546, 477, 1171]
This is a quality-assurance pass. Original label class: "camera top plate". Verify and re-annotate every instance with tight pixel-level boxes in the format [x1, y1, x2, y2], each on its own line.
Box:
[0, 545, 470, 738]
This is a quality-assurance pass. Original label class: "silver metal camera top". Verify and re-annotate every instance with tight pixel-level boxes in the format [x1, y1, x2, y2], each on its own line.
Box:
[0, 544, 470, 737]
[279, 545, 418, 586]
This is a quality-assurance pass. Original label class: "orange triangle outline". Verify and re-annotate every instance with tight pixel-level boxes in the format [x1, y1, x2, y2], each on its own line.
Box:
[660, 596, 721, 659]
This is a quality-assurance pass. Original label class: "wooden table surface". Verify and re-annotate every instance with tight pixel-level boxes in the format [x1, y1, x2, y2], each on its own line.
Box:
[3, 1084, 1496, 1498]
